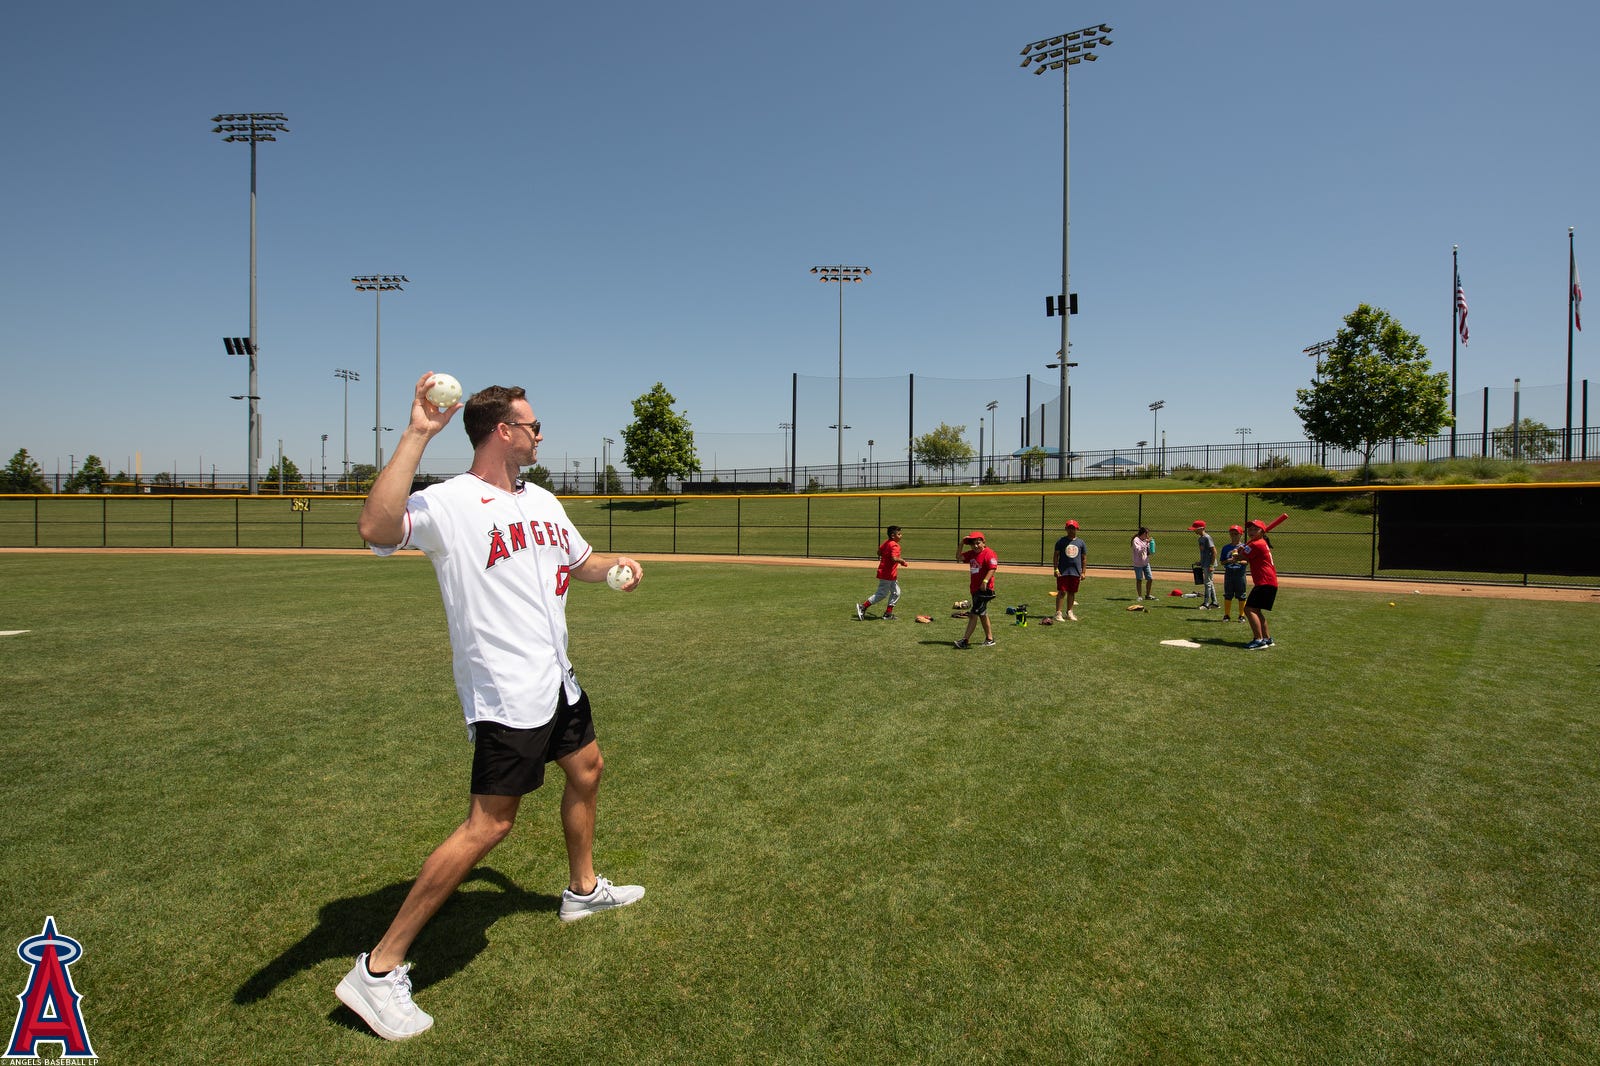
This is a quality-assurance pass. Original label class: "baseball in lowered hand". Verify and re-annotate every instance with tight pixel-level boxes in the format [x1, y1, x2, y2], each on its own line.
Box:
[606, 563, 634, 591]
[425, 373, 462, 411]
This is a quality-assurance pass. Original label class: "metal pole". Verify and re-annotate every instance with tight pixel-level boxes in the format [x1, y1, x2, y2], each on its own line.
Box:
[908, 373, 915, 486]
[1567, 227, 1577, 461]
[1059, 63, 1071, 481]
[248, 134, 260, 495]
[1513, 378, 1522, 460]
[1482, 387, 1489, 458]
[374, 287, 383, 468]
[1451, 245, 1459, 458]
[837, 277, 844, 491]
[1021, 29, 1111, 477]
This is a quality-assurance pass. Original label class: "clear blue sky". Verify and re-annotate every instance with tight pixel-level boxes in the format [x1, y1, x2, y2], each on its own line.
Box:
[3, 0, 1594, 483]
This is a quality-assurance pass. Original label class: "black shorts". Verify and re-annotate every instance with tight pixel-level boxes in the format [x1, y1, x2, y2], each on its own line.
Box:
[970, 588, 997, 616]
[1245, 585, 1278, 612]
[469, 689, 597, 797]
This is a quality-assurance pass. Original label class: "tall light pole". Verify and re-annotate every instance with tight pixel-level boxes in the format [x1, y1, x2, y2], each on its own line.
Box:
[1149, 400, 1165, 476]
[1021, 24, 1112, 480]
[778, 423, 792, 483]
[212, 112, 288, 495]
[985, 400, 999, 478]
[351, 275, 408, 469]
[1303, 339, 1334, 465]
[1303, 338, 1334, 382]
[602, 436, 615, 490]
[320, 434, 329, 490]
[334, 368, 359, 481]
[1236, 426, 1252, 466]
[811, 265, 871, 491]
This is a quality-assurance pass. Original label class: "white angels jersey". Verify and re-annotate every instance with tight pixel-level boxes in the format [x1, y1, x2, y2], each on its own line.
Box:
[371, 472, 593, 730]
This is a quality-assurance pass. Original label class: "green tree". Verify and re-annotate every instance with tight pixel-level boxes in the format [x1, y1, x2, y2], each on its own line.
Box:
[0, 448, 49, 492]
[263, 456, 302, 490]
[62, 455, 109, 494]
[600, 464, 624, 494]
[344, 463, 378, 493]
[522, 464, 555, 491]
[621, 382, 700, 493]
[912, 423, 974, 483]
[1293, 304, 1451, 474]
[1490, 418, 1560, 461]
[1019, 446, 1048, 481]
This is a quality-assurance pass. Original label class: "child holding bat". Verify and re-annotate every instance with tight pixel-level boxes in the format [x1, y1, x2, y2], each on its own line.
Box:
[1238, 515, 1284, 649]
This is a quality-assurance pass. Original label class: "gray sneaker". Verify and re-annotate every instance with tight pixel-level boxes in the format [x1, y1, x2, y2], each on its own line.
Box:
[559, 875, 645, 922]
[854, 603, 866, 621]
[336, 954, 433, 1041]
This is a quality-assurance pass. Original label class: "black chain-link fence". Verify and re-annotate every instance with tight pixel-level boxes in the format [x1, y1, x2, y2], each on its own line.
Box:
[5, 485, 1595, 587]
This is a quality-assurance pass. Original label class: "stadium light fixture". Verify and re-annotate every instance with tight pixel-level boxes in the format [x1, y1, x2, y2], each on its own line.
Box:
[1149, 400, 1165, 475]
[351, 275, 409, 469]
[1019, 24, 1112, 478]
[212, 111, 288, 494]
[335, 368, 360, 478]
[1303, 338, 1335, 381]
[811, 265, 871, 490]
[985, 400, 999, 477]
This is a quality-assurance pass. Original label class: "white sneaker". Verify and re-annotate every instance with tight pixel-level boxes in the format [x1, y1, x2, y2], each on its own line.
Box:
[854, 603, 866, 621]
[559, 875, 646, 922]
[336, 954, 433, 1041]
[1067, 610, 1078, 621]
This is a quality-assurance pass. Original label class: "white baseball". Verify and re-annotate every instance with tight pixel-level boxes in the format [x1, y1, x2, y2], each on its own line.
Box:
[606, 563, 633, 591]
[425, 373, 462, 410]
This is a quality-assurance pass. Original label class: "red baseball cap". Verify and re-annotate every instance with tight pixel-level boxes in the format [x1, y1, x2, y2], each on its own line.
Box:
[1229, 524, 1244, 534]
[966, 531, 985, 541]
[1189, 520, 1206, 530]
[1246, 519, 1266, 529]
[1063, 519, 1079, 529]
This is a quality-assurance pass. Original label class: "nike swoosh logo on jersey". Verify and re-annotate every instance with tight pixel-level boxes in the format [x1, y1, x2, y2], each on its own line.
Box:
[481, 497, 495, 504]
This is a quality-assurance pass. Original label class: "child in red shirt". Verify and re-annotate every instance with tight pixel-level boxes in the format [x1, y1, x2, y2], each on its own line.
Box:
[955, 531, 998, 648]
[1237, 519, 1279, 649]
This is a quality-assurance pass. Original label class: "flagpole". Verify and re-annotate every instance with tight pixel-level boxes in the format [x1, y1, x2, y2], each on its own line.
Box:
[1567, 227, 1576, 461]
[1451, 245, 1459, 458]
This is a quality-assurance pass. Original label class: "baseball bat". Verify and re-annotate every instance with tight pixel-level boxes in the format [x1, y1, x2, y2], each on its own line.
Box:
[1263, 512, 1289, 532]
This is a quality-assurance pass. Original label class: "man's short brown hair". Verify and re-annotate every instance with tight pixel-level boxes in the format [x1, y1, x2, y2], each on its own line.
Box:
[463, 385, 528, 449]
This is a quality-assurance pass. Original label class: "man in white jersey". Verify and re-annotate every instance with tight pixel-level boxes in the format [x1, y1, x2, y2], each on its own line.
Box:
[336, 373, 646, 1041]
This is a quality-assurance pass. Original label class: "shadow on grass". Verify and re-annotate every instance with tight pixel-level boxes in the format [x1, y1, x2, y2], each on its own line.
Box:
[601, 499, 679, 512]
[1187, 634, 1253, 649]
[235, 866, 555, 1007]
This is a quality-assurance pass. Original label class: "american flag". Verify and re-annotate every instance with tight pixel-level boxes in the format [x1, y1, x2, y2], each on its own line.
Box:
[1455, 275, 1469, 344]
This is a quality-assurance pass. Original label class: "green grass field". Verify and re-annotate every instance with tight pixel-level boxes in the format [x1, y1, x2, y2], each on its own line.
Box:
[2, 552, 1597, 1063]
[5, 485, 1597, 589]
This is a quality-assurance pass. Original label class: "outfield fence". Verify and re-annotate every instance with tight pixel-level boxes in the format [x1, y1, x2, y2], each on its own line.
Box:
[3, 483, 1596, 588]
